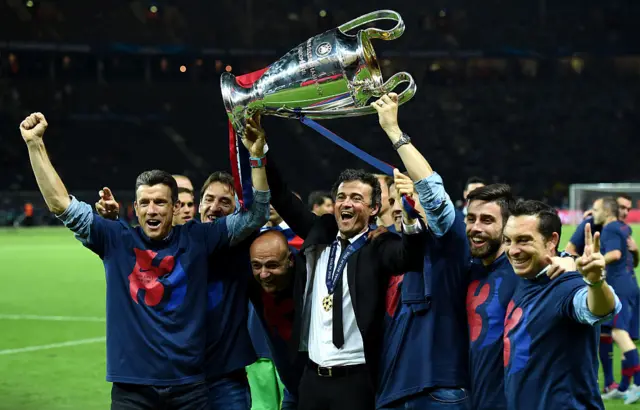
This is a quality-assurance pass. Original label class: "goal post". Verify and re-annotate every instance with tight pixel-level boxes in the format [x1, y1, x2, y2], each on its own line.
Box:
[564, 183, 640, 224]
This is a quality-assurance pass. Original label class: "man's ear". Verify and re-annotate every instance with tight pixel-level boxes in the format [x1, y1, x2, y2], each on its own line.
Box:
[370, 202, 380, 217]
[287, 251, 294, 268]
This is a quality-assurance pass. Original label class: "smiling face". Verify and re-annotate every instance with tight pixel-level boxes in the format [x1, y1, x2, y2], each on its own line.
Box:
[134, 184, 179, 240]
[174, 191, 196, 225]
[388, 183, 403, 231]
[199, 181, 236, 222]
[466, 200, 504, 263]
[503, 215, 558, 278]
[334, 180, 378, 238]
[250, 231, 293, 294]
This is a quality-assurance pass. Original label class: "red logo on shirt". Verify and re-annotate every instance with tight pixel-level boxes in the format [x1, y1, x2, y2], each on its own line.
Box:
[128, 248, 175, 306]
[466, 280, 490, 342]
[503, 300, 523, 367]
[386, 274, 405, 317]
[262, 292, 294, 341]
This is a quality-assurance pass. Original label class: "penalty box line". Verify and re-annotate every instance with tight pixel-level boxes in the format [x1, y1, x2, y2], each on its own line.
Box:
[0, 337, 106, 355]
[0, 314, 106, 322]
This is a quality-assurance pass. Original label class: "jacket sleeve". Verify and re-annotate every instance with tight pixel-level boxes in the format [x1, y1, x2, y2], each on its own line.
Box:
[265, 154, 317, 240]
[375, 220, 427, 274]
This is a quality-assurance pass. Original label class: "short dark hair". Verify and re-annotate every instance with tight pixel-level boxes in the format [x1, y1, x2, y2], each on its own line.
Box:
[375, 174, 394, 190]
[308, 190, 332, 210]
[200, 171, 235, 200]
[178, 187, 194, 196]
[331, 169, 381, 211]
[135, 170, 178, 204]
[602, 196, 619, 217]
[617, 193, 632, 202]
[509, 200, 562, 245]
[466, 183, 514, 225]
[465, 176, 487, 191]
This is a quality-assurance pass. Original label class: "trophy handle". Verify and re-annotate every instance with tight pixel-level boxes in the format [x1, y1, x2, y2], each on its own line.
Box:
[290, 72, 416, 119]
[338, 10, 405, 40]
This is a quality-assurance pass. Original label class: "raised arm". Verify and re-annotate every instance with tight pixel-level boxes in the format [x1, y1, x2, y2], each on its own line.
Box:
[225, 115, 272, 246]
[20, 113, 70, 215]
[574, 224, 619, 320]
[264, 155, 317, 239]
[243, 116, 316, 239]
[371, 95, 455, 237]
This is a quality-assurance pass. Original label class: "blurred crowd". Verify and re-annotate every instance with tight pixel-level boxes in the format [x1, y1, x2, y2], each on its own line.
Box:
[0, 0, 639, 50]
[1, 0, 639, 226]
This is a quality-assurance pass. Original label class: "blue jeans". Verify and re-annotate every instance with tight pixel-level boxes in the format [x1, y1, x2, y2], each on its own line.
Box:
[207, 373, 251, 410]
[380, 388, 469, 410]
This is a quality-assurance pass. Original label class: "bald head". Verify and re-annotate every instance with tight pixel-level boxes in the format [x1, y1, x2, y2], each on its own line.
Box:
[250, 230, 293, 294]
[173, 175, 194, 192]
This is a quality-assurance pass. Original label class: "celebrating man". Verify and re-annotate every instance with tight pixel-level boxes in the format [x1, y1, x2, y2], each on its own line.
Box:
[20, 112, 270, 410]
[502, 200, 620, 409]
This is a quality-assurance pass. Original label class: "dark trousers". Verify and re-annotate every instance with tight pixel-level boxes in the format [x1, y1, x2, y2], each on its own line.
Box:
[111, 381, 209, 410]
[298, 362, 375, 410]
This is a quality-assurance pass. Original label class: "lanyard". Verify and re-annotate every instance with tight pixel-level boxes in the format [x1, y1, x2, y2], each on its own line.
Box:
[325, 234, 368, 294]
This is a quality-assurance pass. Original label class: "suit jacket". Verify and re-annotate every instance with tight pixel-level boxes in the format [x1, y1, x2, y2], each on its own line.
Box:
[265, 158, 427, 381]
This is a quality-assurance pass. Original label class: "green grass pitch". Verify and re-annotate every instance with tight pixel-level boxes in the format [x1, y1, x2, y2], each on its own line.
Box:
[0, 225, 638, 409]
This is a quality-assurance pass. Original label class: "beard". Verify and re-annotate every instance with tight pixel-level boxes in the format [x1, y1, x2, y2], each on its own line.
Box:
[470, 236, 503, 260]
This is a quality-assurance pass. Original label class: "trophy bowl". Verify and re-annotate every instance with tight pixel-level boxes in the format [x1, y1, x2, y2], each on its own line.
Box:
[221, 10, 417, 133]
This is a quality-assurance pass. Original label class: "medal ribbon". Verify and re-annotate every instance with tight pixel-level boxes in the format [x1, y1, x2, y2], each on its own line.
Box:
[325, 233, 368, 294]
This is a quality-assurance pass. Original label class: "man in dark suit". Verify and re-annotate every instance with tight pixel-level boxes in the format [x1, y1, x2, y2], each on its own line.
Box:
[242, 94, 441, 410]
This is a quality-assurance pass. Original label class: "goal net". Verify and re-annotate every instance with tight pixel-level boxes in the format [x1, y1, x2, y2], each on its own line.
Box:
[564, 183, 640, 224]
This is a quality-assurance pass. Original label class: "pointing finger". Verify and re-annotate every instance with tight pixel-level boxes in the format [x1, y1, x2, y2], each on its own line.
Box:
[102, 187, 113, 200]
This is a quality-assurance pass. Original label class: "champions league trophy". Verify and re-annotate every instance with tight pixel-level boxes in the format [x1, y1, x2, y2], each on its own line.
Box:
[221, 10, 417, 134]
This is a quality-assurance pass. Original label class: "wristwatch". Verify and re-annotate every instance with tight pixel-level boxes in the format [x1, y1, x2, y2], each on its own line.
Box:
[392, 132, 411, 150]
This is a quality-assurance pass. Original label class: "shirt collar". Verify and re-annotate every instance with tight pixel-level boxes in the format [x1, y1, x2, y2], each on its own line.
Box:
[336, 229, 368, 245]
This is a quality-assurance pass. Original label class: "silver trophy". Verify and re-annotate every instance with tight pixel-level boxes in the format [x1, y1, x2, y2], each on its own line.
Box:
[221, 10, 416, 133]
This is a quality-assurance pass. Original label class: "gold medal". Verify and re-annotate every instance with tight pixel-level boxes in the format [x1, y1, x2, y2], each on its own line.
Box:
[322, 294, 333, 312]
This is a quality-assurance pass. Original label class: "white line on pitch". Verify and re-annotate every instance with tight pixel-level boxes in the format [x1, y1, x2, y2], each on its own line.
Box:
[0, 314, 105, 322]
[0, 337, 106, 356]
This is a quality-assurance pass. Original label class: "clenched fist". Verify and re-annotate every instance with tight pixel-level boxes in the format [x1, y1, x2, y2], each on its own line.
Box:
[20, 112, 48, 144]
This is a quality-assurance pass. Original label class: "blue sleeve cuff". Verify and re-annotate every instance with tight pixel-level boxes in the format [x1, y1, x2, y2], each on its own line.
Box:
[225, 189, 271, 246]
[56, 196, 94, 244]
[572, 285, 622, 325]
[413, 172, 455, 237]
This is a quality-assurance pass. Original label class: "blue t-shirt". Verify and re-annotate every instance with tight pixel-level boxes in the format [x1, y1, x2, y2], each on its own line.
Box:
[89, 217, 228, 385]
[568, 217, 602, 255]
[504, 273, 604, 410]
[467, 253, 518, 410]
[57, 193, 269, 385]
[204, 240, 256, 380]
[602, 220, 635, 296]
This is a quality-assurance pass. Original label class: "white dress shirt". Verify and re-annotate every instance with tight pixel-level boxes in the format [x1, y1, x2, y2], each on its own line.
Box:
[308, 230, 367, 367]
[308, 220, 423, 367]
